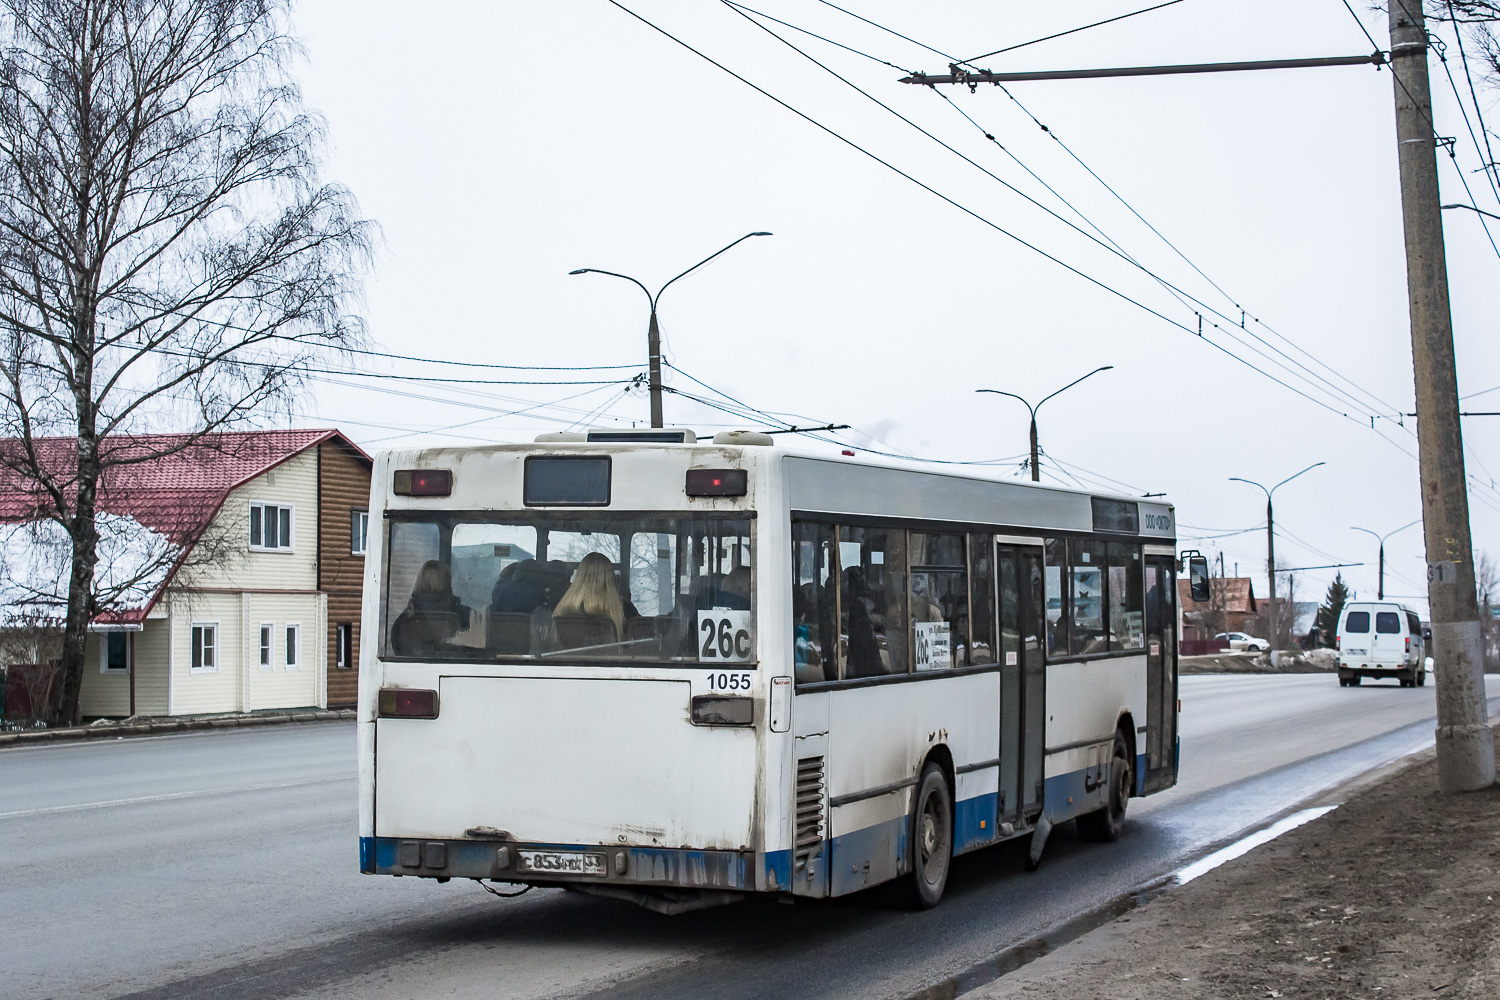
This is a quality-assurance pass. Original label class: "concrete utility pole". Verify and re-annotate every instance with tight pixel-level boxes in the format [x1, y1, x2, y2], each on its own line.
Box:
[1230, 463, 1324, 651]
[976, 366, 1113, 483]
[1389, 2, 1494, 791]
[569, 232, 771, 428]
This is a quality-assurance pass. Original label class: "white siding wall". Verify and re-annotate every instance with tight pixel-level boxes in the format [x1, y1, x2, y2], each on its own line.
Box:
[241, 591, 324, 711]
[167, 592, 243, 716]
[77, 632, 130, 718]
[189, 449, 320, 592]
[134, 619, 170, 716]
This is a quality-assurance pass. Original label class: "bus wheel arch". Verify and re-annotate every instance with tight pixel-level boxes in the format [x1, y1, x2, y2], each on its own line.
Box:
[1078, 721, 1133, 843]
[1116, 713, 1138, 796]
[901, 755, 954, 909]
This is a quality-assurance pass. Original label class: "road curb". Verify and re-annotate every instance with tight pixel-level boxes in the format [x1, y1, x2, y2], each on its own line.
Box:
[0, 708, 357, 748]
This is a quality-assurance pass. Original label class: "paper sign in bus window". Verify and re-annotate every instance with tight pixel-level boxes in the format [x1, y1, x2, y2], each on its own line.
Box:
[914, 621, 952, 671]
[698, 609, 753, 662]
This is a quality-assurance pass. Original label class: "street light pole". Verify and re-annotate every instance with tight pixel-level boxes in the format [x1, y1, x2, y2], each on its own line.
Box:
[976, 366, 1114, 482]
[570, 232, 772, 428]
[1351, 520, 1421, 601]
[1230, 462, 1325, 650]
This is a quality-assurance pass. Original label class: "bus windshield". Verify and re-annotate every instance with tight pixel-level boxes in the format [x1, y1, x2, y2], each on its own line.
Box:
[381, 513, 753, 663]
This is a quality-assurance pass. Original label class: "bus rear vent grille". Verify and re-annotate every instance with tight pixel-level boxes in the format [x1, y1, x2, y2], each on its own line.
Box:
[794, 755, 825, 877]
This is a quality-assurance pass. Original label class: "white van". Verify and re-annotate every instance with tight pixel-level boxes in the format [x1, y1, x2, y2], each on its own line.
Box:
[1336, 602, 1426, 687]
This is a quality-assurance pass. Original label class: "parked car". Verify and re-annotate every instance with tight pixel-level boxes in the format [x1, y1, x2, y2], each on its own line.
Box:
[1336, 601, 1426, 687]
[1215, 631, 1270, 652]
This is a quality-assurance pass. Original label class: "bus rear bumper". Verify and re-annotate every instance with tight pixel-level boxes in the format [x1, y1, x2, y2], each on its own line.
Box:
[363, 836, 760, 892]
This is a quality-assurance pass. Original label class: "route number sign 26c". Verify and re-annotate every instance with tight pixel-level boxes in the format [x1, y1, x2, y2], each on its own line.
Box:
[697, 609, 753, 663]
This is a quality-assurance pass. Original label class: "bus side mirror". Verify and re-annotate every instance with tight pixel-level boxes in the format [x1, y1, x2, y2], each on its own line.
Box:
[1188, 555, 1210, 603]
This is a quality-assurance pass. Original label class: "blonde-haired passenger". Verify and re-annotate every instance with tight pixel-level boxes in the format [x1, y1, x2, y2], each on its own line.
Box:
[554, 552, 626, 639]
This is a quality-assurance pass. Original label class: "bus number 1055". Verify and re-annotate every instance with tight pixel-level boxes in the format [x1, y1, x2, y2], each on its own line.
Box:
[707, 671, 753, 691]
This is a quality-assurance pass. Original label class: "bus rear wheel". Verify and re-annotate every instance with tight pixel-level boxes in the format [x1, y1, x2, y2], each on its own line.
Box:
[1077, 731, 1131, 843]
[902, 762, 952, 909]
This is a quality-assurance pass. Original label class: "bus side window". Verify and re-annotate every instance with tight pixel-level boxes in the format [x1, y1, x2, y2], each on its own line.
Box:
[838, 526, 908, 677]
[910, 532, 967, 671]
[1069, 539, 1107, 656]
[1044, 539, 1067, 655]
[969, 534, 995, 664]
[792, 521, 836, 683]
[1108, 542, 1144, 650]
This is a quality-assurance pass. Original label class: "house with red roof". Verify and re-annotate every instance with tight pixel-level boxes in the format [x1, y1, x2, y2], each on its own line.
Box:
[0, 429, 372, 716]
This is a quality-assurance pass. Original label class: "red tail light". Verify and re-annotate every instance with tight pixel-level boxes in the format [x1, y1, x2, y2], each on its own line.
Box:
[379, 688, 438, 718]
[1336, 635, 1342, 650]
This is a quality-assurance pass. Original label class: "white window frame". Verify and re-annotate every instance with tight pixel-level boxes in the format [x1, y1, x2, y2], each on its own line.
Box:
[98, 631, 132, 674]
[285, 623, 302, 670]
[336, 622, 352, 669]
[351, 509, 369, 556]
[249, 500, 296, 552]
[190, 622, 219, 673]
[258, 623, 274, 671]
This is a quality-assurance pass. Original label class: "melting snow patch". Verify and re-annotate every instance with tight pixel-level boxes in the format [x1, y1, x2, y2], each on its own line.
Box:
[1173, 806, 1338, 885]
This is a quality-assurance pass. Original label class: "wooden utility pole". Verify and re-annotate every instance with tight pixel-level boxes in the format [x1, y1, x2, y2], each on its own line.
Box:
[1389, 2, 1495, 791]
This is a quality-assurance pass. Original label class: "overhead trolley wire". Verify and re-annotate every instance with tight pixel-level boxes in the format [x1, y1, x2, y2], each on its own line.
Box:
[960, 0, 1191, 66]
[811, 1, 1428, 430]
[725, 3, 1415, 432]
[806, 3, 1500, 494]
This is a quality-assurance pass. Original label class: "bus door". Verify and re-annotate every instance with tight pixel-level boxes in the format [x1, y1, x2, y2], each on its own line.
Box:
[1143, 557, 1179, 791]
[996, 545, 1047, 825]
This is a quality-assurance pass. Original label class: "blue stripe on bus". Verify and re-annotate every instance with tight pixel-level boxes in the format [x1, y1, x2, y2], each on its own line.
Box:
[1135, 753, 1147, 796]
[360, 836, 375, 873]
[954, 792, 1000, 854]
[828, 813, 907, 896]
[764, 847, 793, 891]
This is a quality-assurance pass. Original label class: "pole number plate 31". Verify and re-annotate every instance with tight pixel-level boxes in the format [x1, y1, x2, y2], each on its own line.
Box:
[698, 609, 753, 662]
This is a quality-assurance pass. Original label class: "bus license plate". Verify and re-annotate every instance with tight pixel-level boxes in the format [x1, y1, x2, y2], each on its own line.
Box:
[516, 850, 608, 877]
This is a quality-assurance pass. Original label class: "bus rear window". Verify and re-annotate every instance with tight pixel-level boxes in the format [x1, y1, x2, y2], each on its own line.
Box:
[1344, 611, 1370, 633]
[382, 514, 752, 663]
[1376, 612, 1400, 633]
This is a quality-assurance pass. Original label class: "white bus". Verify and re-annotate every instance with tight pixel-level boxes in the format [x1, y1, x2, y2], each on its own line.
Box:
[358, 430, 1206, 911]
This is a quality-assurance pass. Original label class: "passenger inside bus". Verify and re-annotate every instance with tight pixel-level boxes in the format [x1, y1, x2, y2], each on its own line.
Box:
[842, 566, 885, 677]
[793, 589, 826, 682]
[390, 559, 472, 655]
[554, 551, 627, 646]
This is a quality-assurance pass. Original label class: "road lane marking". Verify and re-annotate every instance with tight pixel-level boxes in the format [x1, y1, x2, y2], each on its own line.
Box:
[1172, 805, 1339, 884]
[0, 775, 350, 819]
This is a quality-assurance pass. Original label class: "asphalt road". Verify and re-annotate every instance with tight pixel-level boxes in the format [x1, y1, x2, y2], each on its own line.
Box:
[3, 673, 1498, 1000]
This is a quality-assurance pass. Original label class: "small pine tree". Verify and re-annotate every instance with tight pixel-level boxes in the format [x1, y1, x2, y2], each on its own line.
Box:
[1315, 573, 1351, 647]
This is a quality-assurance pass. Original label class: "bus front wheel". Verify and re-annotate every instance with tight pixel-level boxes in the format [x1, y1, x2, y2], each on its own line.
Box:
[903, 762, 952, 909]
[1077, 731, 1131, 843]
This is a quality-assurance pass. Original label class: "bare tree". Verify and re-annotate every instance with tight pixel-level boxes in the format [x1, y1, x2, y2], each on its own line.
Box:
[0, 1, 371, 724]
[1476, 551, 1498, 669]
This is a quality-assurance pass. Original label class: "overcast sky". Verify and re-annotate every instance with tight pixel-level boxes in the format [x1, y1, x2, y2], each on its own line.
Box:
[286, 1, 1500, 620]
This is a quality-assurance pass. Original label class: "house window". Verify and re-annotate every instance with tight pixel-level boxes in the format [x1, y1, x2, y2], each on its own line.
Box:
[259, 624, 274, 670]
[191, 624, 218, 672]
[99, 632, 131, 673]
[336, 623, 352, 668]
[285, 623, 301, 669]
[249, 502, 294, 551]
[351, 509, 369, 556]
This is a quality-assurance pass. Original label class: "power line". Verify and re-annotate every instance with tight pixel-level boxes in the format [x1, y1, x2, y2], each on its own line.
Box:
[961, 1, 1191, 66]
[713, 2, 1405, 430]
[324, 343, 643, 372]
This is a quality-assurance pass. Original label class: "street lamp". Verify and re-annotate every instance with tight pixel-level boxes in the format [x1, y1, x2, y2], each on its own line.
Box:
[1440, 203, 1500, 222]
[569, 231, 772, 428]
[975, 366, 1114, 482]
[1350, 519, 1421, 601]
[1229, 462, 1325, 651]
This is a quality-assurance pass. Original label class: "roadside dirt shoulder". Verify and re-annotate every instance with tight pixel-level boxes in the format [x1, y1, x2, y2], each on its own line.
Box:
[970, 724, 1500, 999]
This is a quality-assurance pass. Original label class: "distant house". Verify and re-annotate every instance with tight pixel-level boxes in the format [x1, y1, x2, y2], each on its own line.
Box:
[0, 430, 371, 717]
[1178, 576, 1260, 640]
